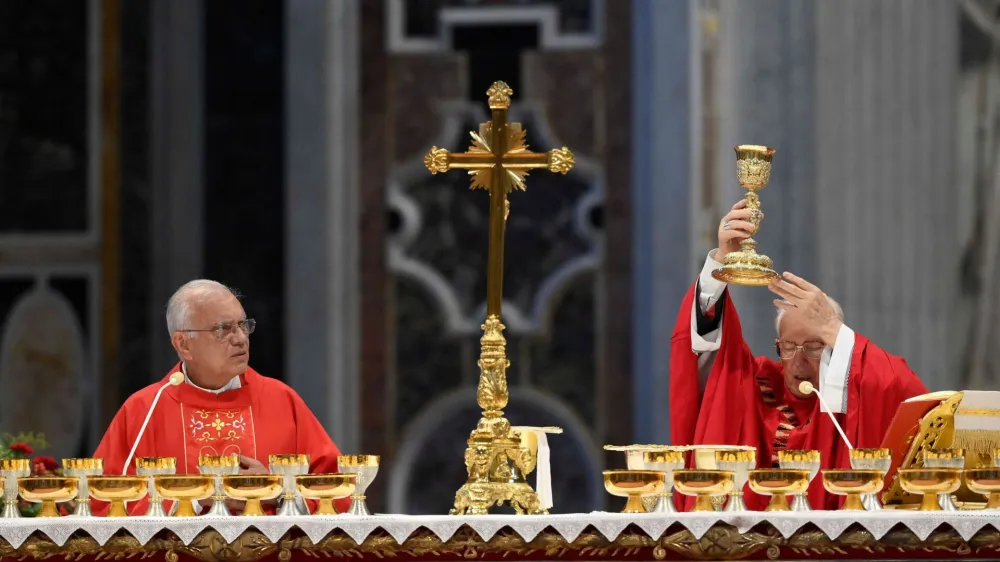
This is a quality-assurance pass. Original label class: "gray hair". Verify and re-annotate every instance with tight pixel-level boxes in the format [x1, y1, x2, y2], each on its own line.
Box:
[775, 295, 845, 335]
[165, 280, 239, 334]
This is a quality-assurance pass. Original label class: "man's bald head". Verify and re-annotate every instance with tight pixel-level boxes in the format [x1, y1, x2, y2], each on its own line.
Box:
[165, 280, 239, 334]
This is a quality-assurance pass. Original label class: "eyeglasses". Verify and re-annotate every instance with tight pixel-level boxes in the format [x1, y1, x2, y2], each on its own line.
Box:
[774, 340, 825, 360]
[180, 318, 256, 341]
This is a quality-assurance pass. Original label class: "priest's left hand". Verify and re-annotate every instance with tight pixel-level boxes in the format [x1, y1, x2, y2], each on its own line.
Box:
[768, 272, 842, 347]
[239, 455, 268, 475]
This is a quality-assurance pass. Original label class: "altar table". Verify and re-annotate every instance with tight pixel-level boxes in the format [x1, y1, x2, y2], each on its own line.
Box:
[2, 512, 1000, 561]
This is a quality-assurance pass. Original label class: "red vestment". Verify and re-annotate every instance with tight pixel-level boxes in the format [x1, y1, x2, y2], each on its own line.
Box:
[670, 283, 928, 510]
[92, 365, 350, 515]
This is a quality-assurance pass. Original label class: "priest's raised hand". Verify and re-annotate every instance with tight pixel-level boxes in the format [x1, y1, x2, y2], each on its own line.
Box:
[91, 280, 350, 516]
[668, 201, 928, 511]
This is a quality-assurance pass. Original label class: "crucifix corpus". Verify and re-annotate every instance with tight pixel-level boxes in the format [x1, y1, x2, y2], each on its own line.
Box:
[424, 81, 574, 515]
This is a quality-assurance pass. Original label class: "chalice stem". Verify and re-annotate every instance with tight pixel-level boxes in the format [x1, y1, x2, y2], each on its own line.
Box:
[988, 492, 1000, 509]
[316, 498, 336, 515]
[843, 493, 864, 511]
[790, 493, 812, 511]
[693, 495, 714, 512]
[108, 500, 128, 517]
[174, 500, 196, 517]
[653, 493, 676, 513]
[861, 493, 882, 511]
[37, 501, 59, 518]
[766, 493, 789, 511]
[623, 494, 646, 513]
[723, 492, 747, 512]
[243, 498, 264, 516]
[920, 493, 941, 511]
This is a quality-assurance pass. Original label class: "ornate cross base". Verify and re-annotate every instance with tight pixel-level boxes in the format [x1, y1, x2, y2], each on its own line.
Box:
[450, 431, 544, 515]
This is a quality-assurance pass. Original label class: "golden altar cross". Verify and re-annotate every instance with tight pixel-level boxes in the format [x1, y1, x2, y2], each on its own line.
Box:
[424, 81, 574, 515]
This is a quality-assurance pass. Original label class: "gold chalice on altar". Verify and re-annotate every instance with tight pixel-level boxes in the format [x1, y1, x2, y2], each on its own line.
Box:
[19, 477, 78, 518]
[778, 449, 820, 511]
[822, 470, 883, 511]
[88, 476, 147, 517]
[154, 475, 214, 517]
[270, 454, 311, 516]
[673, 470, 735, 512]
[296, 474, 357, 515]
[712, 145, 779, 286]
[641, 450, 685, 513]
[223, 475, 284, 516]
[338, 455, 379, 516]
[748, 469, 810, 512]
[923, 448, 965, 511]
[199, 454, 240, 517]
[716, 449, 756, 512]
[1, 459, 30, 518]
[603, 470, 664, 514]
[849, 448, 891, 511]
[135, 457, 176, 517]
[62, 458, 103, 517]
[965, 468, 1000, 509]
[898, 468, 962, 512]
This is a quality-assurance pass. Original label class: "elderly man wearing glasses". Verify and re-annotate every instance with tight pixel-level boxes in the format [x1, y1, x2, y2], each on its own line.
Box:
[92, 280, 348, 515]
[669, 199, 927, 511]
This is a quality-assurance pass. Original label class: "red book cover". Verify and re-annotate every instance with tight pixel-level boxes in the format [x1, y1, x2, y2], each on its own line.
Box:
[878, 392, 957, 505]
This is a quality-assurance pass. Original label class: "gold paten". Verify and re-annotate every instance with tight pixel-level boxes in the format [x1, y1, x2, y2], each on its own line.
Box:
[425, 81, 574, 515]
[822, 469, 883, 511]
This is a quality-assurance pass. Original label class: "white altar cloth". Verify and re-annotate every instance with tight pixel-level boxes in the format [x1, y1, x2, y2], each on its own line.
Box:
[0, 511, 998, 549]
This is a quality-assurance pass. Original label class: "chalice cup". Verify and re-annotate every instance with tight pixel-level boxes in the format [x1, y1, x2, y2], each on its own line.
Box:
[223, 475, 284, 516]
[1, 459, 30, 518]
[338, 455, 380, 516]
[899, 468, 962, 511]
[923, 449, 964, 511]
[198, 454, 240, 516]
[748, 469, 810, 512]
[965, 468, 1000, 509]
[778, 449, 820, 511]
[135, 457, 176, 517]
[717, 449, 756, 512]
[692, 445, 755, 510]
[154, 475, 214, 517]
[19, 477, 78, 518]
[822, 470, 883, 511]
[603, 470, 665, 514]
[297, 474, 358, 515]
[88, 476, 147, 517]
[848, 448, 891, 511]
[270, 454, 311, 516]
[673, 470, 735, 512]
[642, 450, 685, 513]
[62, 458, 104, 517]
[711, 145, 779, 286]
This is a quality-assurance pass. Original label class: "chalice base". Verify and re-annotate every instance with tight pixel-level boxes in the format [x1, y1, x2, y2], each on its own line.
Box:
[860, 493, 882, 511]
[919, 493, 942, 512]
[790, 494, 812, 511]
[241, 499, 265, 517]
[2, 501, 21, 518]
[653, 493, 677, 513]
[712, 251, 779, 286]
[987, 493, 1000, 509]
[37, 501, 60, 518]
[278, 495, 308, 516]
[451, 482, 544, 516]
[314, 498, 337, 515]
[620, 494, 646, 514]
[842, 493, 864, 511]
[206, 497, 232, 517]
[173, 500, 197, 517]
[692, 495, 714, 513]
[73, 499, 94, 517]
[144, 498, 168, 517]
[939, 493, 959, 511]
[107, 500, 128, 518]
[766, 494, 790, 512]
[723, 493, 748, 512]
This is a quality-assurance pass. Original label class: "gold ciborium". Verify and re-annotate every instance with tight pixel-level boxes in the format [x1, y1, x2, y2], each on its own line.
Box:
[777, 449, 820, 511]
[898, 468, 962, 512]
[296, 474, 357, 515]
[88, 476, 147, 517]
[642, 450, 685, 513]
[965, 468, 1000, 509]
[748, 469, 810, 512]
[849, 448, 891, 511]
[1, 459, 30, 518]
[271, 454, 311, 516]
[199, 454, 240, 517]
[154, 475, 214, 517]
[712, 145, 779, 286]
[673, 470, 735, 512]
[62, 458, 103, 517]
[822, 469, 883, 511]
[602, 470, 664, 513]
[135, 457, 176, 517]
[19, 477, 78, 518]
[923, 448, 965, 511]
[222, 475, 284, 516]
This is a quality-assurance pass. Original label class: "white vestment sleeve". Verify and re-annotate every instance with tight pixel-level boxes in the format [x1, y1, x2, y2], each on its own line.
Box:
[818, 324, 855, 414]
[691, 251, 728, 353]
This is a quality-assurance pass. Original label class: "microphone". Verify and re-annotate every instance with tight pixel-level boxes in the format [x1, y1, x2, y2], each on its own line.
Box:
[799, 381, 854, 451]
[121, 372, 185, 475]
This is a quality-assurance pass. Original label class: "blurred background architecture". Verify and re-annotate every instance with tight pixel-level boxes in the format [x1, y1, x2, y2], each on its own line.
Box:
[0, 0, 990, 513]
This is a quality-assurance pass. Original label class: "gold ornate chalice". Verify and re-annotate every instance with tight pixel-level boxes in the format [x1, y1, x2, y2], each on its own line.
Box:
[154, 475, 215, 517]
[135, 457, 176, 517]
[270, 454, 311, 516]
[296, 474, 358, 515]
[898, 468, 962, 512]
[222, 475, 284, 516]
[673, 470, 735, 512]
[822, 469, 884, 511]
[1, 459, 30, 518]
[603, 470, 665, 513]
[338, 455, 379, 516]
[716, 450, 756, 512]
[965, 468, 1000, 509]
[198, 454, 240, 516]
[778, 449, 820, 511]
[19, 477, 78, 517]
[88, 476, 147, 517]
[923, 448, 965, 511]
[748, 469, 810, 512]
[712, 145, 779, 286]
[848, 448, 891, 511]
[62, 458, 103, 517]
[642, 450, 685, 513]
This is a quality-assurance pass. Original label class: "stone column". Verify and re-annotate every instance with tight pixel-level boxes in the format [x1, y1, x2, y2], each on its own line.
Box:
[285, 0, 361, 451]
[149, 0, 204, 376]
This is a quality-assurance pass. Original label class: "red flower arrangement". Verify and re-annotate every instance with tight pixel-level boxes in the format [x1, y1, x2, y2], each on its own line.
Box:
[0, 432, 67, 516]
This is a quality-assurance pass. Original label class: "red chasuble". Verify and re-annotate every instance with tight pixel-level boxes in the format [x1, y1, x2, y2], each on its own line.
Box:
[669, 283, 928, 511]
[92, 365, 350, 515]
